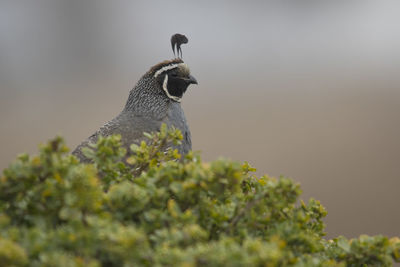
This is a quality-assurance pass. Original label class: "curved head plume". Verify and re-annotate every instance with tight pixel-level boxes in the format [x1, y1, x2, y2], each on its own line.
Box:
[171, 33, 188, 59]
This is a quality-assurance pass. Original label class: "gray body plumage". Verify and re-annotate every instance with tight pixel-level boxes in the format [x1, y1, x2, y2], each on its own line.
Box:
[73, 59, 196, 162]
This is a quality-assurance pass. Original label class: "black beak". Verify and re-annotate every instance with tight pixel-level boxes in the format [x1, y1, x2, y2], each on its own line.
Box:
[187, 75, 198, 85]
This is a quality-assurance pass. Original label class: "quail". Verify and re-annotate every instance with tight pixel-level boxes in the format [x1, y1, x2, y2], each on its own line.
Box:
[171, 33, 188, 58]
[72, 58, 198, 162]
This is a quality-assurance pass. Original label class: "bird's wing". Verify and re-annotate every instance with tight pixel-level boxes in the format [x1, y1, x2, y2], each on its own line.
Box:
[72, 114, 163, 162]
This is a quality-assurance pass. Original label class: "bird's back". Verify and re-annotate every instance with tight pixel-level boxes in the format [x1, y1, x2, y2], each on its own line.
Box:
[72, 101, 191, 162]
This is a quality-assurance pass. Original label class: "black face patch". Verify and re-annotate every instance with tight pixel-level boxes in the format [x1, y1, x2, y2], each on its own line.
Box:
[166, 74, 190, 98]
[154, 63, 196, 102]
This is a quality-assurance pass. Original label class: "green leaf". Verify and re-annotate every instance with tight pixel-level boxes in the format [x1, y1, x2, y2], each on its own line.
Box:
[0, 133, 398, 267]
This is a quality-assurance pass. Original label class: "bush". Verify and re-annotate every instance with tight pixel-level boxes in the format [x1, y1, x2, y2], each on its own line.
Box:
[1, 125, 399, 266]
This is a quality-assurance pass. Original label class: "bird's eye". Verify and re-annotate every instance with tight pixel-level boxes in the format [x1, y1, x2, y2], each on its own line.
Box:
[171, 72, 178, 77]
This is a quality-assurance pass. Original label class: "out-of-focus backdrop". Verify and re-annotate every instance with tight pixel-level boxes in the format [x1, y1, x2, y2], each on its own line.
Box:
[1, 0, 399, 239]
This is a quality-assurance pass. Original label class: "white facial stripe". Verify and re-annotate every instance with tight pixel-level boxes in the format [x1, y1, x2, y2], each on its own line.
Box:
[162, 75, 181, 102]
[154, 63, 184, 78]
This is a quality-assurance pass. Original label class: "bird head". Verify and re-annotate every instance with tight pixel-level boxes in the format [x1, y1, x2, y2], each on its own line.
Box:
[149, 58, 198, 102]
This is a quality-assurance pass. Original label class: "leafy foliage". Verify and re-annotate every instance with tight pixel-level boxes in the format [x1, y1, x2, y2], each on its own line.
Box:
[1, 125, 399, 266]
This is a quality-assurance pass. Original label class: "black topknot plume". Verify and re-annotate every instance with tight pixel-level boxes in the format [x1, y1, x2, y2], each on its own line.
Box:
[171, 33, 188, 58]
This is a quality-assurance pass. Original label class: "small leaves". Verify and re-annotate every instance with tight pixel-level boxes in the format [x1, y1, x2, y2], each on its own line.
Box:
[126, 125, 184, 177]
[0, 132, 399, 266]
[242, 161, 257, 174]
[0, 238, 28, 267]
[327, 235, 398, 266]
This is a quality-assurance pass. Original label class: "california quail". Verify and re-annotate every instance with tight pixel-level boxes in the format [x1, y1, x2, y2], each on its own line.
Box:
[72, 58, 198, 162]
[171, 33, 188, 58]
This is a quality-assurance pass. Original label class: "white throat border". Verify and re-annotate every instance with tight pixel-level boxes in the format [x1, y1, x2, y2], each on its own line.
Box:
[162, 75, 182, 102]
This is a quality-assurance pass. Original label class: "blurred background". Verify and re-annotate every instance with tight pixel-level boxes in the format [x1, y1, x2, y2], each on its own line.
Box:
[1, 0, 399, 239]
